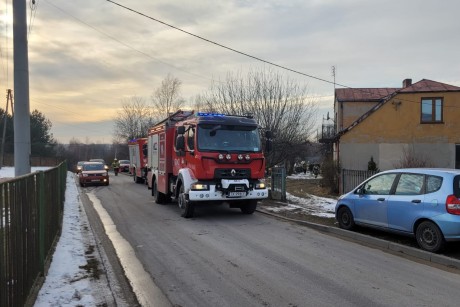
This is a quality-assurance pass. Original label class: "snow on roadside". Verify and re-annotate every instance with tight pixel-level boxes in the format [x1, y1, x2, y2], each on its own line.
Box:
[34, 171, 97, 306]
[265, 171, 336, 218]
[264, 192, 337, 218]
[286, 172, 322, 180]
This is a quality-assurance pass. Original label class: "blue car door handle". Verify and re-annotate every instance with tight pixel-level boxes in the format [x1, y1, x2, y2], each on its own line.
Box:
[411, 199, 421, 203]
[377, 198, 385, 201]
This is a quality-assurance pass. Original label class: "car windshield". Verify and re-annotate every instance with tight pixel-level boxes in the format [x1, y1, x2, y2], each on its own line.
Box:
[83, 163, 105, 171]
[120, 160, 130, 164]
[90, 159, 105, 163]
[197, 124, 261, 152]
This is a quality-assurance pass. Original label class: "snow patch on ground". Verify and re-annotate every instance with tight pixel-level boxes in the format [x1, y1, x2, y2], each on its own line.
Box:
[264, 192, 336, 218]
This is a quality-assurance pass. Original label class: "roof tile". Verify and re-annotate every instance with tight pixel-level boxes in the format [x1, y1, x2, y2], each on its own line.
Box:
[336, 88, 399, 102]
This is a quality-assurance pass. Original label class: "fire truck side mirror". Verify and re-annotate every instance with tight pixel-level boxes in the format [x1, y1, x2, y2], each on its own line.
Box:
[265, 130, 272, 153]
[177, 126, 185, 135]
[176, 135, 185, 155]
[265, 139, 272, 153]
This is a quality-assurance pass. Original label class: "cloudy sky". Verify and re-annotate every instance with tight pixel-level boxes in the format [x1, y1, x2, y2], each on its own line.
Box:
[1, 0, 459, 143]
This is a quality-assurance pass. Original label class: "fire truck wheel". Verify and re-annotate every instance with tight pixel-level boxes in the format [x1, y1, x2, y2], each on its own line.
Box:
[153, 181, 167, 204]
[240, 200, 257, 214]
[179, 185, 194, 218]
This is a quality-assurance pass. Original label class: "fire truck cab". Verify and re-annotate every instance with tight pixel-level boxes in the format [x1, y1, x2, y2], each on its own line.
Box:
[147, 110, 271, 218]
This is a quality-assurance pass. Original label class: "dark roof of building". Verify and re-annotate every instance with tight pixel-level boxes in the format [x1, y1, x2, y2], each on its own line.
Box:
[335, 88, 399, 102]
[398, 79, 460, 93]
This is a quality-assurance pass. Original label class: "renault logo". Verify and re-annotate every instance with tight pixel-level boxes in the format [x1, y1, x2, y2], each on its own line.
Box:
[231, 169, 236, 177]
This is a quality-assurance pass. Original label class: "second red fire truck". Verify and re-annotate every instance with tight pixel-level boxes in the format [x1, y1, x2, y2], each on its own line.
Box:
[128, 137, 148, 183]
[146, 110, 271, 218]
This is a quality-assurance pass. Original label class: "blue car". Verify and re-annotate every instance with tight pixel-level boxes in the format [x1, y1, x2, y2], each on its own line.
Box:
[335, 168, 460, 253]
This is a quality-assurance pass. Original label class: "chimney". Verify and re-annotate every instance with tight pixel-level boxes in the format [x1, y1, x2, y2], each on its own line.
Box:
[402, 78, 412, 88]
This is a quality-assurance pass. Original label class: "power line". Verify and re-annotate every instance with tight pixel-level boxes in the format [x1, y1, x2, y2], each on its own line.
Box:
[43, 0, 219, 84]
[28, 0, 39, 36]
[105, 1, 460, 110]
[106, 0, 349, 89]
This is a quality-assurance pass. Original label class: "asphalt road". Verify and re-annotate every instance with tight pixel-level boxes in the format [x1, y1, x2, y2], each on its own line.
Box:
[83, 173, 460, 307]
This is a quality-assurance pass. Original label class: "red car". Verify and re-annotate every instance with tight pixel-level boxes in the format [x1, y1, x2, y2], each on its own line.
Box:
[79, 162, 109, 187]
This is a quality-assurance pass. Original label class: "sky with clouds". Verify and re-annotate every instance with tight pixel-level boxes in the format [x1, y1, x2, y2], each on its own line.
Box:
[1, 0, 459, 143]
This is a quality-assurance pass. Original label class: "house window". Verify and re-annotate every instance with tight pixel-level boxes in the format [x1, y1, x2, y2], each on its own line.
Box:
[421, 97, 443, 123]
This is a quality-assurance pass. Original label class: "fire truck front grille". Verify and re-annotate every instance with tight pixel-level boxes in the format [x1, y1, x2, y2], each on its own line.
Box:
[214, 168, 251, 179]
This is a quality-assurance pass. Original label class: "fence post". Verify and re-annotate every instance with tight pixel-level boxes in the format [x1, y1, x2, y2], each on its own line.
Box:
[38, 171, 45, 272]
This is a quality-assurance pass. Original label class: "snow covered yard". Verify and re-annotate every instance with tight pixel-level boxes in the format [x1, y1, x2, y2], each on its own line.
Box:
[261, 172, 338, 219]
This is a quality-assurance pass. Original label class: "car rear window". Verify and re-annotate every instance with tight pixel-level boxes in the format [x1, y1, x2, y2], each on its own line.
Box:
[454, 175, 460, 197]
[83, 163, 105, 171]
[426, 175, 443, 194]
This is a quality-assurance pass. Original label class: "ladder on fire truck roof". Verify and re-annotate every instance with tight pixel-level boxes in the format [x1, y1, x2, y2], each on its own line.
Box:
[155, 110, 194, 127]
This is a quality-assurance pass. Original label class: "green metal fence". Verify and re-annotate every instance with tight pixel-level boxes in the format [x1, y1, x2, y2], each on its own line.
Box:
[270, 166, 286, 201]
[341, 169, 378, 194]
[0, 162, 67, 307]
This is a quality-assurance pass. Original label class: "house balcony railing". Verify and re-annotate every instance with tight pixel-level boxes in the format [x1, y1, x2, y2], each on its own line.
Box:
[318, 123, 336, 143]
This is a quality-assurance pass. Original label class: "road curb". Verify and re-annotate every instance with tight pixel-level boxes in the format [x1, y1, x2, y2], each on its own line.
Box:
[256, 208, 460, 270]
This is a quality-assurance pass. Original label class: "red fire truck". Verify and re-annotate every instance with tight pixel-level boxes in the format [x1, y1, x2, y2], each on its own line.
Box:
[128, 138, 148, 183]
[146, 110, 271, 218]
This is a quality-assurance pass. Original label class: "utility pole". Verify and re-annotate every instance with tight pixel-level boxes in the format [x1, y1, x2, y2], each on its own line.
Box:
[13, 0, 31, 176]
[0, 89, 14, 169]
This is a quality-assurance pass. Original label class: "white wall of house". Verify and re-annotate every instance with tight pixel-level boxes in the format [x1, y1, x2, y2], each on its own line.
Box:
[340, 143, 456, 170]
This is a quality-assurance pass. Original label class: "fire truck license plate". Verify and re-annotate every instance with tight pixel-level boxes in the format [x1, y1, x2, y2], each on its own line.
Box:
[228, 191, 246, 197]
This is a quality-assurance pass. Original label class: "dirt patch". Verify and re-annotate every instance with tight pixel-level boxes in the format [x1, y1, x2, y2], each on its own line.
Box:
[285, 178, 338, 199]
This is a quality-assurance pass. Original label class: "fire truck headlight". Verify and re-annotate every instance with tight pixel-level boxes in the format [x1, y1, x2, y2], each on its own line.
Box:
[255, 182, 266, 189]
[245, 154, 251, 160]
[191, 183, 209, 191]
[226, 154, 231, 160]
[238, 154, 243, 160]
[218, 154, 224, 160]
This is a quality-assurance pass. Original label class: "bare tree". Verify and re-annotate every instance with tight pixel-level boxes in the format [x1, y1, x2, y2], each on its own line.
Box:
[393, 145, 433, 168]
[151, 73, 185, 118]
[200, 68, 318, 168]
[114, 96, 156, 142]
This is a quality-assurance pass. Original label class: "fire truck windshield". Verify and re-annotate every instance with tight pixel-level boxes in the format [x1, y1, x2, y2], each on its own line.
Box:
[197, 124, 261, 152]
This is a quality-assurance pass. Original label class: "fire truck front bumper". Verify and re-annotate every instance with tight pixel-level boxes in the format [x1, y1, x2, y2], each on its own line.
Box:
[188, 179, 269, 202]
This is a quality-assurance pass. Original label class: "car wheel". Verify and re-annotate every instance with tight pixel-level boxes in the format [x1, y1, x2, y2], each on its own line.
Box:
[240, 200, 257, 214]
[415, 221, 445, 253]
[337, 206, 355, 230]
[153, 180, 167, 204]
[178, 184, 194, 218]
